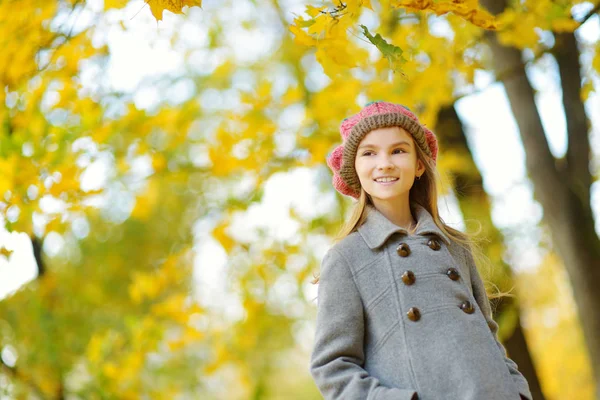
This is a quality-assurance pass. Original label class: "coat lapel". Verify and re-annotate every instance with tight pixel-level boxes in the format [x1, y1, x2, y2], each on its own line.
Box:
[358, 202, 451, 250]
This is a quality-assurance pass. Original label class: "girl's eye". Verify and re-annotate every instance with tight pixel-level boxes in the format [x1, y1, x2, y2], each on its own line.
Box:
[362, 148, 405, 156]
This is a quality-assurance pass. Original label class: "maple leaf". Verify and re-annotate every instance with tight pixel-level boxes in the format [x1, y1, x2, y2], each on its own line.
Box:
[147, 0, 202, 21]
[360, 25, 407, 74]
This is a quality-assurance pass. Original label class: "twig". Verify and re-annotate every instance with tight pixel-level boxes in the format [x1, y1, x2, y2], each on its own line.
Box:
[577, 2, 600, 26]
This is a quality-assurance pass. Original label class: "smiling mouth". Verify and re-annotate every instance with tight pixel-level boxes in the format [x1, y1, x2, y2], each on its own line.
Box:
[374, 177, 399, 183]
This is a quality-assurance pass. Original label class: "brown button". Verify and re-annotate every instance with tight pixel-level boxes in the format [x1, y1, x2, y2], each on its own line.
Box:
[401, 270, 416, 285]
[460, 300, 475, 314]
[427, 238, 441, 251]
[407, 307, 421, 321]
[397, 243, 411, 257]
[446, 268, 460, 281]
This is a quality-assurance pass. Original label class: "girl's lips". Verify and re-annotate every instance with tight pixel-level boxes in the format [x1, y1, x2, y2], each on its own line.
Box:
[374, 178, 399, 186]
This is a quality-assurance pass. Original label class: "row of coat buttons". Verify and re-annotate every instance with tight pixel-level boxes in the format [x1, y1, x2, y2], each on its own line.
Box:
[407, 301, 475, 322]
[396, 238, 441, 257]
[401, 268, 460, 285]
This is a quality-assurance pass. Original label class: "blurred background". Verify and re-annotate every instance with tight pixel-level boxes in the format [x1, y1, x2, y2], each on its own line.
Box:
[1, 0, 599, 398]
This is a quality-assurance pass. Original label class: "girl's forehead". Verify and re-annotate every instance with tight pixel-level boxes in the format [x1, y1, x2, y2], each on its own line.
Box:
[360, 126, 413, 145]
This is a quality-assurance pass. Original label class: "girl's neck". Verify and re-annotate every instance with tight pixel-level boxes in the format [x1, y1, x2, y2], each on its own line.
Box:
[371, 197, 416, 231]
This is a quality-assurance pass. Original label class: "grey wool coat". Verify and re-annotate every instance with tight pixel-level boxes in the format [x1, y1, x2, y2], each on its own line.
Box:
[310, 203, 532, 400]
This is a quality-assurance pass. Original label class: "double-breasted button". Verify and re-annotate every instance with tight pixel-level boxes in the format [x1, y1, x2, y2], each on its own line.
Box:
[396, 243, 411, 257]
[427, 238, 441, 251]
[407, 307, 421, 321]
[446, 267, 460, 281]
[460, 300, 475, 314]
[401, 270, 416, 285]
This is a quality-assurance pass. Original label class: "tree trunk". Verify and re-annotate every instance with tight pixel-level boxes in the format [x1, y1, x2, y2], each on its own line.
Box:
[30, 235, 45, 277]
[436, 105, 546, 400]
[552, 31, 592, 208]
[480, 0, 600, 396]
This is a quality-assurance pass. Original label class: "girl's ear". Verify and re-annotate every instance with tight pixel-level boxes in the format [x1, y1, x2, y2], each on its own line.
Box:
[416, 158, 426, 177]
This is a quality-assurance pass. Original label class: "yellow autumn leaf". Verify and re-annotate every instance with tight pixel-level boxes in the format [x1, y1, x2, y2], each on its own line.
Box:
[307, 14, 331, 37]
[593, 43, 600, 71]
[0, 247, 13, 259]
[289, 24, 317, 47]
[0, 155, 17, 196]
[104, 0, 127, 10]
[129, 271, 162, 303]
[151, 293, 189, 324]
[581, 80, 594, 102]
[131, 178, 160, 220]
[148, 0, 203, 21]
[551, 18, 579, 33]
[103, 362, 119, 379]
[212, 218, 235, 252]
[361, 0, 374, 11]
[306, 5, 326, 17]
[393, 0, 497, 30]
[281, 86, 303, 106]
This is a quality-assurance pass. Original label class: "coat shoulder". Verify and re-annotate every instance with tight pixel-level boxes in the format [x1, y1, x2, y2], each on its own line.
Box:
[327, 230, 368, 255]
[445, 238, 468, 262]
[324, 231, 381, 274]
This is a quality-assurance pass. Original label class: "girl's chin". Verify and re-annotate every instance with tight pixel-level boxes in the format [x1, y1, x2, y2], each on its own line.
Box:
[367, 189, 407, 200]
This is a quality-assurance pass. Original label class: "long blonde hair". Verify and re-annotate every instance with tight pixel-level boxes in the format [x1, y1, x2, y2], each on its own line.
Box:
[313, 140, 513, 303]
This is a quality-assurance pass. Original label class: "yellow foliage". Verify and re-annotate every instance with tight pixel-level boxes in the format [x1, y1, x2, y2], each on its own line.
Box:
[0, 155, 17, 196]
[0, 247, 14, 259]
[129, 271, 162, 303]
[167, 327, 204, 351]
[581, 80, 594, 102]
[128, 252, 190, 304]
[131, 178, 161, 221]
[437, 150, 474, 174]
[148, 0, 203, 21]
[592, 41, 600, 72]
[281, 86, 303, 106]
[86, 333, 105, 364]
[517, 252, 595, 399]
[151, 293, 190, 324]
[496, 9, 541, 48]
[104, 0, 128, 10]
[38, 374, 61, 397]
[212, 217, 235, 253]
[550, 18, 580, 32]
[102, 362, 119, 379]
[393, 0, 498, 30]
[289, 4, 370, 77]
[301, 136, 334, 166]
[306, 5, 327, 17]
[48, 166, 81, 196]
[290, 23, 318, 47]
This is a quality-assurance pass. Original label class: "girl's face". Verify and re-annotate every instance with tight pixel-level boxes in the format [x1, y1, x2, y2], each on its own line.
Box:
[354, 126, 425, 207]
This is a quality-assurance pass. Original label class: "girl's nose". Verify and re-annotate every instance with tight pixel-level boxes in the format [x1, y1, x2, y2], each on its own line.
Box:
[377, 154, 394, 170]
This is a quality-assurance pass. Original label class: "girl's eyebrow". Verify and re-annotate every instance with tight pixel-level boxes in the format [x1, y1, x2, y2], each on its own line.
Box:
[358, 140, 412, 150]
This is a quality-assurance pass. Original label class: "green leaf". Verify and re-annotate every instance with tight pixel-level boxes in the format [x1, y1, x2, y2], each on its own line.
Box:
[360, 25, 407, 72]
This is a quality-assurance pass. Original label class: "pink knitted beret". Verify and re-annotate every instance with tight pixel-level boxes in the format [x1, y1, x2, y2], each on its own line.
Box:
[326, 101, 439, 199]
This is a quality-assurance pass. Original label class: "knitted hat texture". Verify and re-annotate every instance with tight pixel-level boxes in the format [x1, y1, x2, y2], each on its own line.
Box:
[326, 101, 438, 198]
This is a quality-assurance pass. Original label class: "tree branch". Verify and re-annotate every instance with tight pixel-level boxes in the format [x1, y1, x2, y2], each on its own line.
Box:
[577, 3, 600, 26]
[552, 31, 592, 205]
[30, 235, 45, 277]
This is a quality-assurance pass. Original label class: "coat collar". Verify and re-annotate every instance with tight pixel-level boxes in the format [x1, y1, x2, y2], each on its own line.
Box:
[358, 202, 451, 249]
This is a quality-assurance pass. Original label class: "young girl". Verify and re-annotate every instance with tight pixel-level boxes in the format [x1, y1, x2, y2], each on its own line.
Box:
[310, 101, 532, 400]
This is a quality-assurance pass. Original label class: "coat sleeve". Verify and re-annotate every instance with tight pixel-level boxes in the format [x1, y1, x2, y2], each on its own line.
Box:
[310, 248, 418, 400]
[464, 247, 533, 400]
